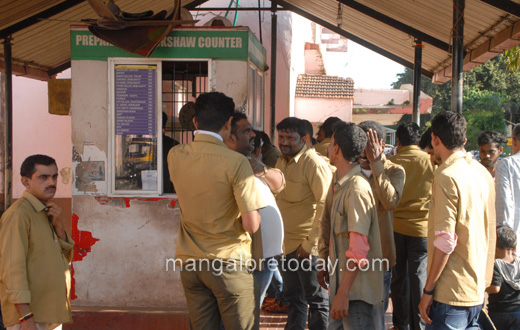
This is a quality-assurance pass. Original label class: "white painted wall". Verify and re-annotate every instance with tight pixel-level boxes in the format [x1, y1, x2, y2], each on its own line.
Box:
[353, 88, 409, 106]
[294, 98, 353, 123]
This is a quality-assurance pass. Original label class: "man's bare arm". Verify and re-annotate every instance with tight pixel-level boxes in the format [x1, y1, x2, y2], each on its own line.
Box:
[242, 210, 261, 234]
[418, 248, 450, 325]
[249, 158, 285, 193]
[15, 304, 37, 330]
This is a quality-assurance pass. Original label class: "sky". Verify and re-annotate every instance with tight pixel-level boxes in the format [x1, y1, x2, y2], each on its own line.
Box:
[325, 40, 406, 90]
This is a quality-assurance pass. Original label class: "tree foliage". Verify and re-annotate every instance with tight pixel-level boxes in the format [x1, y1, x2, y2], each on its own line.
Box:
[392, 54, 520, 149]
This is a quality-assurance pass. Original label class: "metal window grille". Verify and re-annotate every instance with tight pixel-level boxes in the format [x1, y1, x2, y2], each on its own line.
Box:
[162, 60, 209, 144]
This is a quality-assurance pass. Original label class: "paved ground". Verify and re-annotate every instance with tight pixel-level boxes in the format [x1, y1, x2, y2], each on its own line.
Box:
[260, 300, 394, 329]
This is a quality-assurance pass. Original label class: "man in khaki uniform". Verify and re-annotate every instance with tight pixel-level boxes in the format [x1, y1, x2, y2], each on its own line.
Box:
[0, 154, 74, 330]
[326, 121, 383, 329]
[314, 117, 341, 157]
[358, 121, 405, 330]
[419, 111, 490, 329]
[168, 92, 266, 330]
[389, 123, 434, 330]
[275, 117, 332, 330]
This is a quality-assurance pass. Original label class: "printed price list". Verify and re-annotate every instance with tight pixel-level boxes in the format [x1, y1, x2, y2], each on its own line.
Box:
[115, 65, 156, 135]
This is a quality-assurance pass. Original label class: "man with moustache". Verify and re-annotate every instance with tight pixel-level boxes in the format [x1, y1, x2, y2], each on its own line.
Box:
[0, 155, 74, 330]
[225, 112, 285, 326]
[478, 131, 507, 178]
[275, 117, 332, 330]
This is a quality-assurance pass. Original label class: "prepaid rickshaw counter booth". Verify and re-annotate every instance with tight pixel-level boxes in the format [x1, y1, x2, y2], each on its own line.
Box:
[69, 26, 266, 308]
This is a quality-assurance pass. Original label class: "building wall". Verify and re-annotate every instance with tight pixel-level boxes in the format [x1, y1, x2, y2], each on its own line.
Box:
[13, 74, 72, 199]
[353, 89, 409, 106]
[294, 97, 353, 123]
[195, 0, 293, 141]
[70, 55, 255, 308]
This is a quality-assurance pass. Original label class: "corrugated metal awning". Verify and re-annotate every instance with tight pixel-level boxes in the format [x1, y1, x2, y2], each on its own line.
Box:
[0, 0, 519, 81]
[274, 0, 520, 83]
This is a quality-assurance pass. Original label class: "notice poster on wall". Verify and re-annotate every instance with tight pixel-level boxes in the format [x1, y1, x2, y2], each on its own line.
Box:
[114, 64, 157, 135]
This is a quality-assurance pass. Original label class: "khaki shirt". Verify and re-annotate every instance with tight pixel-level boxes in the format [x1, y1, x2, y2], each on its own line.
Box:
[275, 145, 332, 255]
[390, 145, 434, 237]
[0, 191, 74, 327]
[362, 156, 405, 267]
[168, 134, 266, 263]
[313, 137, 331, 157]
[328, 166, 383, 305]
[428, 151, 490, 306]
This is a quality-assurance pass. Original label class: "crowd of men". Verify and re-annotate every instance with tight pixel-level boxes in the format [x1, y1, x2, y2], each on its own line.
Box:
[0, 90, 519, 330]
[166, 92, 520, 330]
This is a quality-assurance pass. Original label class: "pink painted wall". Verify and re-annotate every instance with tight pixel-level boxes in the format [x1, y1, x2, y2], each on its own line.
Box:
[12, 71, 72, 199]
[294, 97, 353, 123]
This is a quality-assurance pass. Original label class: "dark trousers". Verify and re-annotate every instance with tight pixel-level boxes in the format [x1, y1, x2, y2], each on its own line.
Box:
[278, 250, 329, 330]
[391, 232, 427, 330]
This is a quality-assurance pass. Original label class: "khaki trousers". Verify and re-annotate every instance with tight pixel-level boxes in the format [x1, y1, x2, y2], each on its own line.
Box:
[180, 266, 256, 330]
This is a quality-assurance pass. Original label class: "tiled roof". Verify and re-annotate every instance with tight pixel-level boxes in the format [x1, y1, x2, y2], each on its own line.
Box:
[295, 74, 354, 99]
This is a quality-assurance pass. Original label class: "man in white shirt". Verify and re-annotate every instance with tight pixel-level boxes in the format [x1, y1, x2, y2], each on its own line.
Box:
[496, 124, 520, 237]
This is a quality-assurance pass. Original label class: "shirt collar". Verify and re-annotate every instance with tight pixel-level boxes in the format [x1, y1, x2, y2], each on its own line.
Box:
[194, 130, 223, 142]
[437, 150, 466, 172]
[22, 190, 47, 212]
[285, 145, 308, 164]
[335, 164, 362, 191]
[397, 145, 420, 153]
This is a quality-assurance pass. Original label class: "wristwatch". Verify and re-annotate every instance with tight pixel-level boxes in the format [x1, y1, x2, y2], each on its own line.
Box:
[423, 288, 435, 295]
[259, 165, 269, 177]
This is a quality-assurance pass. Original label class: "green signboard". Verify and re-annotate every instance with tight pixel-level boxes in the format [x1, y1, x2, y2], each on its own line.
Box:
[71, 28, 266, 69]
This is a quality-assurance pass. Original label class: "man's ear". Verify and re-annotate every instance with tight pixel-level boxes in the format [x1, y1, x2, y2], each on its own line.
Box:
[463, 138, 467, 146]
[222, 116, 232, 132]
[21, 176, 29, 188]
[192, 117, 199, 130]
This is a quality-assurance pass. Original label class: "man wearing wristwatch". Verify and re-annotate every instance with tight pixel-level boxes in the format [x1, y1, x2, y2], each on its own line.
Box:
[0, 155, 74, 330]
[418, 112, 491, 329]
[225, 112, 285, 327]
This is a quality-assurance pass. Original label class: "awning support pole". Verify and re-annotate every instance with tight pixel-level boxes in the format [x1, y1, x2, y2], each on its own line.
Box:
[270, 1, 277, 140]
[3, 37, 13, 210]
[451, 0, 464, 114]
[412, 40, 422, 126]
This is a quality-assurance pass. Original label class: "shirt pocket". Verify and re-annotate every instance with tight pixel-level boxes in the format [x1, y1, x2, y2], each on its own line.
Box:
[283, 179, 304, 203]
[333, 211, 347, 237]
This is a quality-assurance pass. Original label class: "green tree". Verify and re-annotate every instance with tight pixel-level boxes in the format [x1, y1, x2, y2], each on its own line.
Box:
[463, 88, 507, 150]
[392, 54, 520, 149]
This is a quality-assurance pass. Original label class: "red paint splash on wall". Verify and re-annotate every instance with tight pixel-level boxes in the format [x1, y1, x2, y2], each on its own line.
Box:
[70, 213, 100, 300]
[94, 196, 177, 208]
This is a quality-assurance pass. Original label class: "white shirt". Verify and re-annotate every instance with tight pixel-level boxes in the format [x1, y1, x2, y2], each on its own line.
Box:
[194, 130, 223, 142]
[495, 151, 520, 236]
[255, 177, 284, 258]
